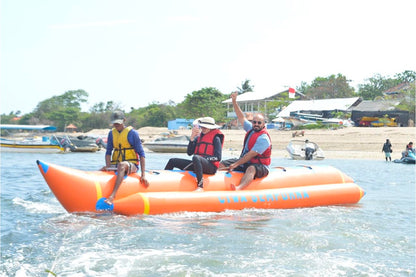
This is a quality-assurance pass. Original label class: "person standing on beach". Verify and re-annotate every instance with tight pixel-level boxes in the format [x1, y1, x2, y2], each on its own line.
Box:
[164, 117, 224, 191]
[102, 111, 149, 205]
[382, 139, 392, 161]
[219, 92, 272, 190]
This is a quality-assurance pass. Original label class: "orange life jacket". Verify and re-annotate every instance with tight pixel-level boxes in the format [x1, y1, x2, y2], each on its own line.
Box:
[242, 128, 272, 166]
[194, 129, 224, 168]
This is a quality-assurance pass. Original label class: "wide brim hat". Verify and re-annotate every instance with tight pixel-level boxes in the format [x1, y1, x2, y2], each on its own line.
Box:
[194, 117, 220, 129]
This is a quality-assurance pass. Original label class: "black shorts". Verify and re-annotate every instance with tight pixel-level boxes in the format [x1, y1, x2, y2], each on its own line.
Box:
[221, 158, 269, 179]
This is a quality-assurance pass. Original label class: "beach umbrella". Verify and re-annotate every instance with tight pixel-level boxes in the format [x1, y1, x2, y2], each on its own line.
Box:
[65, 124, 77, 132]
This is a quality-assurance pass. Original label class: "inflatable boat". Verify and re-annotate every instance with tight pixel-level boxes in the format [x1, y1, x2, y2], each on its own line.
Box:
[393, 151, 416, 164]
[36, 160, 365, 216]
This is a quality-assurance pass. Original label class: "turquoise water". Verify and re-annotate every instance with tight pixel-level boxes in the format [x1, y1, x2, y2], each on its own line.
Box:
[1, 151, 415, 276]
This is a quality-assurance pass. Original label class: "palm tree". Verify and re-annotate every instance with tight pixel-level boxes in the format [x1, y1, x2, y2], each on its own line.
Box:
[237, 79, 254, 94]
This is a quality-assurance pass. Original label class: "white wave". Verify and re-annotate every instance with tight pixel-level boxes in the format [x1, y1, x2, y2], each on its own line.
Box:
[12, 197, 65, 214]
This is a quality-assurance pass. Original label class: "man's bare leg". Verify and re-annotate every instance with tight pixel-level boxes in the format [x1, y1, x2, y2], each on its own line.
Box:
[105, 162, 128, 204]
[232, 166, 256, 190]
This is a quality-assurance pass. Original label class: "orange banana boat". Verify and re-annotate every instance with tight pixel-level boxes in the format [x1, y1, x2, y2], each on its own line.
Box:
[36, 160, 365, 216]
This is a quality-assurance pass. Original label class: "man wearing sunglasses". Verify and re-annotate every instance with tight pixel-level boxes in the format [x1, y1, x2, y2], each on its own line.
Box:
[219, 92, 272, 190]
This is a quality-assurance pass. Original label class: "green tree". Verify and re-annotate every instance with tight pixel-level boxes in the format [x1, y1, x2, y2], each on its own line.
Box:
[295, 81, 309, 99]
[303, 74, 355, 99]
[131, 102, 177, 128]
[237, 79, 254, 94]
[357, 74, 399, 100]
[0, 111, 21, 124]
[395, 70, 416, 83]
[395, 82, 415, 113]
[79, 111, 112, 131]
[89, 101, 121, 113]
[259, 92, 292, 121]
[34, 89, 88, 114]
[176, 87, 228, 122]
[28, 89, 88, 130]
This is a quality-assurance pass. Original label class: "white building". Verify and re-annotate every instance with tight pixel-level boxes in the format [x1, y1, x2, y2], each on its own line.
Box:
[222, 89, 288, 119]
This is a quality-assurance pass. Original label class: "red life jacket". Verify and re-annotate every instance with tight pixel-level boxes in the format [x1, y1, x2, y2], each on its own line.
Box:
[194, 129, 224, 168]
[242, 128, 272, 165]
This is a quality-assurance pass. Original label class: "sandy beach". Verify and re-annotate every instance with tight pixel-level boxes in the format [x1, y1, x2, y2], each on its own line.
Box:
[86, 126, 416, 160]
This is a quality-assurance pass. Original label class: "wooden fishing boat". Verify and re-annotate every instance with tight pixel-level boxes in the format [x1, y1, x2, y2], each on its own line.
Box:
[1, 137, 64, 153]
[37, 160, 365, 216]
[0, 124, 65, 153]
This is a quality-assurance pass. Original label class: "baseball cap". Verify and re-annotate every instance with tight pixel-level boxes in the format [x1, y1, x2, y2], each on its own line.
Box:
[111, 111, 125, 124]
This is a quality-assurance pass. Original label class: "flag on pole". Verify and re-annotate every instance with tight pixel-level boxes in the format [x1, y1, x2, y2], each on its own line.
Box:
[288, 87, 296, 99]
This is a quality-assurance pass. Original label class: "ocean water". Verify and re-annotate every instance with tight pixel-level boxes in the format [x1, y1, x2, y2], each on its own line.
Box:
[1, 151, 415, 277]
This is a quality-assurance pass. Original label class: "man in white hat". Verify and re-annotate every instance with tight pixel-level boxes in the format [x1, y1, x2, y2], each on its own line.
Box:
[101, 111, 148, 205]
[164, 117, 224, 191]
[219, 92, 272, 190]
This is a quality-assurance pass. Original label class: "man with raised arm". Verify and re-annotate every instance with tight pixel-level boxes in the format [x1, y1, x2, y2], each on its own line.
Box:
[219, 92, 272, 190]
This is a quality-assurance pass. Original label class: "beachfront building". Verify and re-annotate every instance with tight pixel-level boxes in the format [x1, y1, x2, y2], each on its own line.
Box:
[167, 118, 194, 130]
[274, 97, 362, 127]
[222, 89, 288, 119]
[350, 100, 412, 127]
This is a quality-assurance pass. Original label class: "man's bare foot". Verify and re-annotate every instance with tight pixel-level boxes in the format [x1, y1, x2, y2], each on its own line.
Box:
[230, 183, 242, 190]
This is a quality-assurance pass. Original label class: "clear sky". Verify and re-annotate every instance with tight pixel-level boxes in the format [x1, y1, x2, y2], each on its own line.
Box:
[1, 0, 415, 115]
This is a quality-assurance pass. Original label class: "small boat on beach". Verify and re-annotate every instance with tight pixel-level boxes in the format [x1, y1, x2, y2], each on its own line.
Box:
[143, 135, 190, 153]
[1, 137, 65, 153]
[0, 124, 65, 153]
[286, 139, 325, 160]
[58, 135, 100, 152]
[37, 160, 364, 216]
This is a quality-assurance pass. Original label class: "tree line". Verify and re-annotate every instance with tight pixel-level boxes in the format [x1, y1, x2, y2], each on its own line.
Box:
[1, 71, 414, 132]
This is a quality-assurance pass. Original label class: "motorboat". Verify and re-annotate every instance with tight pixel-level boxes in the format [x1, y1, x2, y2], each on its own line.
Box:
[286, 139, 325, 160]
[143, 135, 190, 153]
[58, 135, 100, 152]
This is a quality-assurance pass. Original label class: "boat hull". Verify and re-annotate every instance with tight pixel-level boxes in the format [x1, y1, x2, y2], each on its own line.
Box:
[143, 135, 189, 153]
[143, 143, 188, 153]
[1, 142, 64, 153]
[36, 160, 364, 215]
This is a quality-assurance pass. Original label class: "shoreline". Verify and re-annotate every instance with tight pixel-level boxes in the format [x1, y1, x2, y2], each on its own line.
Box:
[84, 126, 416, 161]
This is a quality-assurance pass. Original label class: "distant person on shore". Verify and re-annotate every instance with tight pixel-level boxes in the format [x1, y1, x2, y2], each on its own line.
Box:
[164, 117, 224, 191]
[219, 92, 272, 190]
[101, 111, 148, 205]
[382, 139, 392, 161]
[303, 139, 316, 160]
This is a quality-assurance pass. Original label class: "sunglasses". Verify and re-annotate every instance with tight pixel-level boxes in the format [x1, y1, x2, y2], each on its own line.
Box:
[252, 120, 263, 125]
